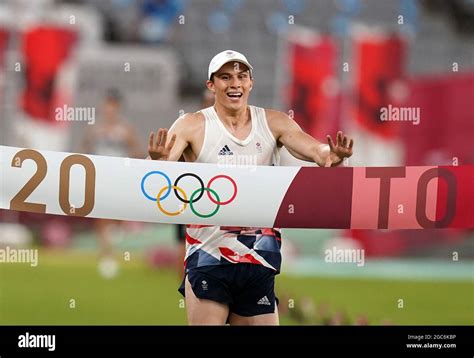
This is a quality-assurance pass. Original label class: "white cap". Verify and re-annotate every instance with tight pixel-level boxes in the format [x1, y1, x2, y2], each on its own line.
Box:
[208, 50, 253, 80]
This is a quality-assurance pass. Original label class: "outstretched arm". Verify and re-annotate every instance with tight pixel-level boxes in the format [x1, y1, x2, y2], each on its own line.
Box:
[147, 115, 192, 161]
[267, 110, 353, 167]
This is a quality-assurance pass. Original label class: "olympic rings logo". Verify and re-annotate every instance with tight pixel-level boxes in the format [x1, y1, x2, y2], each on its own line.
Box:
[140, 171, 238, 218]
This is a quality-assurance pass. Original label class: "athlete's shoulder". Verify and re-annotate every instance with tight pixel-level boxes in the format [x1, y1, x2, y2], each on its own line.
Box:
[171, 112, 205, 143]
[264, 108, 291, 127]
[173, 111, 204, 130]
[179, 111, 205, 124]
[264, 108, 288, 119]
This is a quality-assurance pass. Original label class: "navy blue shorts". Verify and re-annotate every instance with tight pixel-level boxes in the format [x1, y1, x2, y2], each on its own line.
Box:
[178, 264, 277, 317]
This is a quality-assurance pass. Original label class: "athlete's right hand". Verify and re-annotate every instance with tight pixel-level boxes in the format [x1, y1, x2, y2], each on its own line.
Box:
[148, 128, 176, 160]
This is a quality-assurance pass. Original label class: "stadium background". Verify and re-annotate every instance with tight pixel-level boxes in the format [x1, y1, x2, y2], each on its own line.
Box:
[0, 0, 473, 325]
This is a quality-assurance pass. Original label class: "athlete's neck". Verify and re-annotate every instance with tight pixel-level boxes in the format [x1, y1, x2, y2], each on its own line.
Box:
[213, 103, 250, 128]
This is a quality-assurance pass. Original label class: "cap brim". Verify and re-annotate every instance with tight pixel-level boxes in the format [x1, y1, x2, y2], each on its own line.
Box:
[209, 60, 253, 79]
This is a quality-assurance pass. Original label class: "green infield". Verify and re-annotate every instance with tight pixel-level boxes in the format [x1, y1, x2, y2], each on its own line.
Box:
[0, 250, 472, 325]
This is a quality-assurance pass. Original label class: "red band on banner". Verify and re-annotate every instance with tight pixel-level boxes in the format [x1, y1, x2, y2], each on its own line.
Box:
[277, 165, 473, 229]
[439, 166, 474, 228]
[274, 167, 353, 228]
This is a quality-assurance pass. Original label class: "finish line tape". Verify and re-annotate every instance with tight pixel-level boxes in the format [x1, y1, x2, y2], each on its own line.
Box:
[1, 146, 473, 229]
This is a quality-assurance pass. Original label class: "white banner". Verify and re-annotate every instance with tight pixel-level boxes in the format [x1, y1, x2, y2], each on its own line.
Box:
[1, 146, 297, 227]
[3, 146, 473, 229]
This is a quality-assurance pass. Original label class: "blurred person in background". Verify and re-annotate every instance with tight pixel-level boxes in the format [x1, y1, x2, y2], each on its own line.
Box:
[82, 89, 141, 278]
[148, 50, 354, 325]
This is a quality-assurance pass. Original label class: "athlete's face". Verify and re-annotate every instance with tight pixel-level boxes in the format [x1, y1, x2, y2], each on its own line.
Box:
[206, 62, 253, 111]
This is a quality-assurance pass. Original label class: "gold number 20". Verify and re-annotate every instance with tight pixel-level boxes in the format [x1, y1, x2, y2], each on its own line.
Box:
[10, 149, 96, 217]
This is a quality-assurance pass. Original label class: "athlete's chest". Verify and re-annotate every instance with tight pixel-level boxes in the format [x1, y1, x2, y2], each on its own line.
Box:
[188, 107, 277, 164]
[203, 132, 275, 167]
[221, 121, 252, 141]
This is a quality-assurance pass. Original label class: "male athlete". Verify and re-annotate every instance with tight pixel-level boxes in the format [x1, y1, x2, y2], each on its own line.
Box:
[148, 50, 353, 325]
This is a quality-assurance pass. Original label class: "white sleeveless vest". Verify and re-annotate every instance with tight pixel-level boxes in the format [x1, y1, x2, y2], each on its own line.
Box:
[196, 105, 279, 166]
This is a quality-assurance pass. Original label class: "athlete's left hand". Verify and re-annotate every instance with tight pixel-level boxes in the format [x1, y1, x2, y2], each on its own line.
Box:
[148, 128, 176, 161]
[325, 131, 354, 167]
